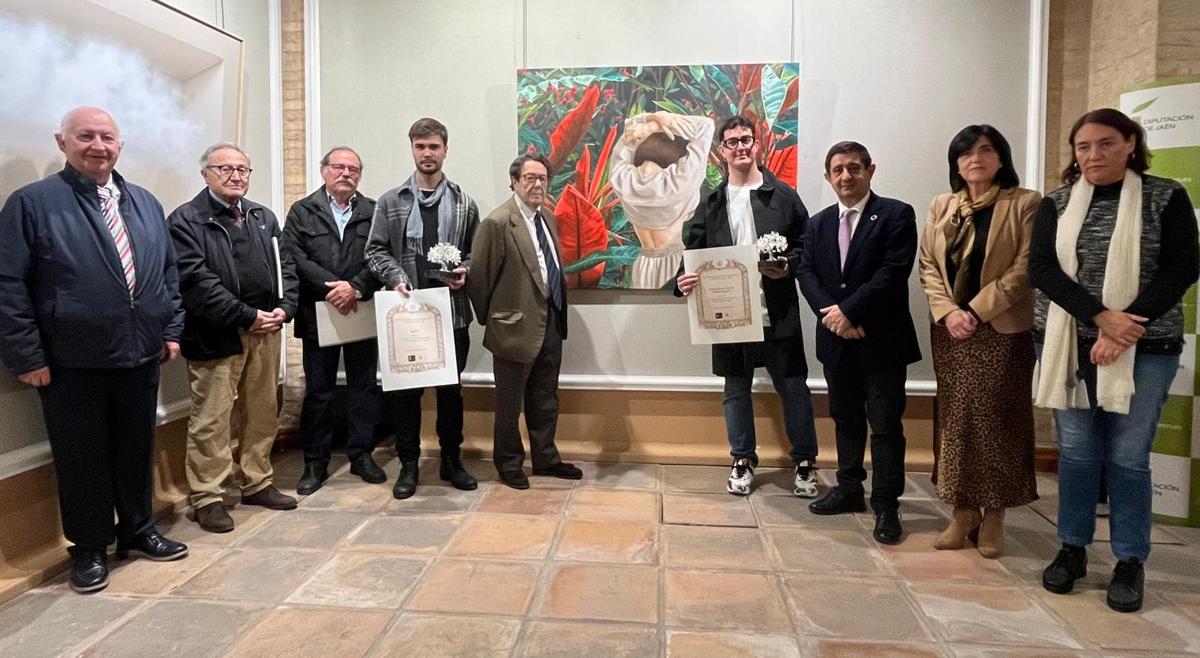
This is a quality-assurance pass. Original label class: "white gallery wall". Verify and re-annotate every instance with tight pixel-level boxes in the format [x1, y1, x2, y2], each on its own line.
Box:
[0, 0, 275, 477]
[316, 0, 1037, 391]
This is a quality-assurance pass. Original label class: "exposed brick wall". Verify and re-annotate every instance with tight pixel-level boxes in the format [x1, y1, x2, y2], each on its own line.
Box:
[279, 0, 306, 429]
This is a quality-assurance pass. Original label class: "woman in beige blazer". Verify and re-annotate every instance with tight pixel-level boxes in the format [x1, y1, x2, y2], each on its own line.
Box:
[919, 124, 1042, 558]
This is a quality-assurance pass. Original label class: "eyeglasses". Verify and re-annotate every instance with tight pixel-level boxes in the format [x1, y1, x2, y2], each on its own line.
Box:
[520, 174, 548, 184]
[721, 135, 755, 150]
[326, 163, 362, 175]
[206, 165, 253, 178]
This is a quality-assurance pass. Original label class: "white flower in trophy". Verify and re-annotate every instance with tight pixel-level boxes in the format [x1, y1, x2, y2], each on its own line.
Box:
[756, 231, 788, 260]
[426, 242, 462, 270]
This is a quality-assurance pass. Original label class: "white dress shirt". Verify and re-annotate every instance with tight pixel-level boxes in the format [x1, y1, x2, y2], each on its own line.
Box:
[726, 180, 762, 246]
[514, 194, 560, 287]
[837, 194, 871, 238]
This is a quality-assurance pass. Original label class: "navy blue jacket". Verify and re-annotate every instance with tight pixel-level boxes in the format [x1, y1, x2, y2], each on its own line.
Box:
[0, 165, 183, 373]
[168, 189, 298, 361]
[796, 191, 921, 369]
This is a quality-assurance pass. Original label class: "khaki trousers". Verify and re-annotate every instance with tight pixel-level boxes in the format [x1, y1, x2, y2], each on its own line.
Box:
[186, 331, 280, 509]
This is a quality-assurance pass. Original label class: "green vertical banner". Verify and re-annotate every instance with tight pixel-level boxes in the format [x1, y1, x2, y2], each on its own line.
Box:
[1122, 76, 1200, 527]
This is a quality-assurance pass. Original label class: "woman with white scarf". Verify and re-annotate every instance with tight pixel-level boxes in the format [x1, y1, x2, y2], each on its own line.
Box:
[1031, 108, 1198, 613]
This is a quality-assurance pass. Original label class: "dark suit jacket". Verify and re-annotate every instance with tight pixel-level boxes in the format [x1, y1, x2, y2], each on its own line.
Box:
[796, 191, 921, 369]
[280, 187, 379, 341]
[677, 168, 809, 377]
[468, 197, 568, 364]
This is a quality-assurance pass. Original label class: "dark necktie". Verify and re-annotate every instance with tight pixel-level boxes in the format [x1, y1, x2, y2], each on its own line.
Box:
[229, 203, 245, 228]
[533, 211, 564, 310]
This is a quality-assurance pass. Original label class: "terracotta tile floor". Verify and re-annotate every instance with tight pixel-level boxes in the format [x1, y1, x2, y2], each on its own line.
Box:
[3, 450, 1199, 657]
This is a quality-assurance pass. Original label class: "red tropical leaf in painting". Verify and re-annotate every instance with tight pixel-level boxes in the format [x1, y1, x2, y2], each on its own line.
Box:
[766, 144, 797, 188]
[553, 183, 607, 287]
[549, 85, 600, 173]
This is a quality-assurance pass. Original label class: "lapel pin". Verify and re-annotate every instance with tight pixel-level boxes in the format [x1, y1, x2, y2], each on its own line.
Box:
[870, 214, 878, 222]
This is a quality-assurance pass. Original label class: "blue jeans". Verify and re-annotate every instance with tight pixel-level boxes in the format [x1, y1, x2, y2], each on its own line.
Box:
[723, 343, 818, 467]
[1052, 351, 1178, 561]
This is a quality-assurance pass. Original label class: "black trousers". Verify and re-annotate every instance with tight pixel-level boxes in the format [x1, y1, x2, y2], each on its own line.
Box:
[391, 327, 470, 463]
[825, 347, 908, 512]
[491, 306, 566, 476]
[38, 362, 160, 548]
[300, 337, 380, 464]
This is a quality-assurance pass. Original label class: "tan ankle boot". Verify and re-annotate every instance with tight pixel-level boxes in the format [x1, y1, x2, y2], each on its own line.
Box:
[934, 505, 982, 550]
[977, 508, 1005, 558]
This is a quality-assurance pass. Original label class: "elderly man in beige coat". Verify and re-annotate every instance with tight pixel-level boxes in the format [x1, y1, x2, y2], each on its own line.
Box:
[468, 154, 581, 489]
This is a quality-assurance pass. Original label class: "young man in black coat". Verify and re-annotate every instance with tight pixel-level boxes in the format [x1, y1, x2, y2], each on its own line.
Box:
[676, 116, 820, 499]
[796, 141, 921, 545]
[281, 146, 385, 495]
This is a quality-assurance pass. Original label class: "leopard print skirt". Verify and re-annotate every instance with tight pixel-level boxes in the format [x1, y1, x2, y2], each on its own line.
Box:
[930, 323, 1039, 509]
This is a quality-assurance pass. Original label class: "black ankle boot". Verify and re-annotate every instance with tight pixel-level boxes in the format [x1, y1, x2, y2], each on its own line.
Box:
[1042, 544, 1087, 594]
[296, 461, 328, 496]
[440, 454, 478, 491]
[1107, 558, 1145, 612]
[393, 461, 419, 499]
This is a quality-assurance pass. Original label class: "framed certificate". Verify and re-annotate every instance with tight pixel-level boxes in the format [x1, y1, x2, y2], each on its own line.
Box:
[683, 245, 765, 345]
[374, 289, 459, 391]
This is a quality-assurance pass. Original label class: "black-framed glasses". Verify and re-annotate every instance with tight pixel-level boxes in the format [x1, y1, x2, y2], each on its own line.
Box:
[721, 135, 755, 150]
[520, 174, 548, 184]
[206, 165, 253, 178]
[326, 163, 362, 175]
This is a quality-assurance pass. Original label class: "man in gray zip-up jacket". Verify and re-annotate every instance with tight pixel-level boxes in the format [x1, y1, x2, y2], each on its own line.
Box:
[168, 142, 300, 534]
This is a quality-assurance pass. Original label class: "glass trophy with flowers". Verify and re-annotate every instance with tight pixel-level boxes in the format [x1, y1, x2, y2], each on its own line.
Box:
[756, 231, 788, 275]
[426, 242, 463, 282]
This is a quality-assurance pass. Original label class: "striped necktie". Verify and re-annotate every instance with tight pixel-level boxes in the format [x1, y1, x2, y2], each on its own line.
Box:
[97, 184, 136, 292]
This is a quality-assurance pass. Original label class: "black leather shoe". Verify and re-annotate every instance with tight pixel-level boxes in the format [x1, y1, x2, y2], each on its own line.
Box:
[68, 546, 109, 593]
[532, 462, 583, 480]
[499, 470, 530, 490]
[1107, 558, 1145, 613]
[350, 453, 387, 484]
[242, 485, 298, 510]
[1042, 544, 1088, 594]
[393, 461, 419, 499]
[440, 455, 478, 490]
[296, 461, 328, 496]
[195, 502, 235, 533]
[808, 487, 867, 515]
[116, 530, 188, 561]
[872, 509, 903, 545]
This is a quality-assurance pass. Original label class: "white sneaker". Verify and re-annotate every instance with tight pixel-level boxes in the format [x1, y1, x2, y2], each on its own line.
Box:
[793, 460, 819, 498]
[726, 458, 754, 496]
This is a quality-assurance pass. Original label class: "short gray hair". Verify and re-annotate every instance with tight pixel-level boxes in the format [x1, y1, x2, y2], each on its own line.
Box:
[320, 146, 362, 169]
[199, 142, 251, 169]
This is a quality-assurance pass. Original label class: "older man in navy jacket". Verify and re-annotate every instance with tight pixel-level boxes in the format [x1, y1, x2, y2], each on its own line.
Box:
[0, 107, 189, 593]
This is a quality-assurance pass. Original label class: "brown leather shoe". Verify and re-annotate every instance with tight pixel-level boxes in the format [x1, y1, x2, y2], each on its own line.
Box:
[242, 485, 298, 510]
[195, 502, 234, 533]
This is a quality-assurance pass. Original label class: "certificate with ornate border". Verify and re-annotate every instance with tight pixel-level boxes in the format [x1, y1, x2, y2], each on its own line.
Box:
[375, 289, 458, 391]
[683, 245, 764, 345]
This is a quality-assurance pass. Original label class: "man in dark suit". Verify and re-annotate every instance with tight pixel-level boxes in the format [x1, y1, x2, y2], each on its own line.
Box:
[467, 154, 582, 489]
[797, 141, 920, 545]
[0, 107, 188, 593]
[281, 146, 385, 495]
[676, 115, 820, 498]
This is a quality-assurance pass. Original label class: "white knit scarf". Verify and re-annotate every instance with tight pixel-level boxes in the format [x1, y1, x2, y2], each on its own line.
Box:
[1035, 169, 1142, 414]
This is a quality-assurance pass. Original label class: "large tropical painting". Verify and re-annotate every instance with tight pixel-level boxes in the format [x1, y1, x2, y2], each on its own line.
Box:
[517, 63, 799, 290]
